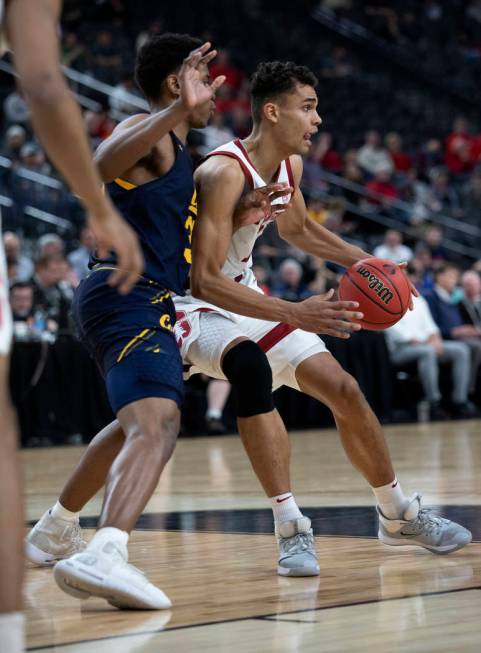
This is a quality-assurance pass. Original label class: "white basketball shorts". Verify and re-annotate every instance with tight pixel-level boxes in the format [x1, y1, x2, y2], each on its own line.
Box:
[175, 309, 328, 391]
[0, 238, 12, 355]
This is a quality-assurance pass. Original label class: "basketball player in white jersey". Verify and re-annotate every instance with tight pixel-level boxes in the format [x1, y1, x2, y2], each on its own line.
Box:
[173, 60, 471, 571]
[0, 1, 143, 650]
[26, 60, 470, 590]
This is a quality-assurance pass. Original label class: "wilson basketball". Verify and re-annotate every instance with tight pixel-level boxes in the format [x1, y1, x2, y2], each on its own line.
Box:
[338, 258, 411, 330]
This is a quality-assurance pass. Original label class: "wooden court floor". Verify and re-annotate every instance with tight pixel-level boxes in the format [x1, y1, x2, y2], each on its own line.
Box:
[23, 420, 481, 652]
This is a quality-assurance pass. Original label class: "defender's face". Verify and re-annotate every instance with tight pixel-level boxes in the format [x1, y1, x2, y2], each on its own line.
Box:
[276, 84, 322, 155]
[189, 63, 216, 129]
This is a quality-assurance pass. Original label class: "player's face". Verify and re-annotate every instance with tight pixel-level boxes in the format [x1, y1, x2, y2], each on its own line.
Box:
[189, 63, 216, 129]
[276, 84, 322, 155]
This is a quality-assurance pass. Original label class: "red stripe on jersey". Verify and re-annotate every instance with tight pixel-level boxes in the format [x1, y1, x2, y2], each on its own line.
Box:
[235, 139, 281, 181]
[257, 323, 296, 353]
[285, 157, 296, 196]
[203, 150, 254, 190]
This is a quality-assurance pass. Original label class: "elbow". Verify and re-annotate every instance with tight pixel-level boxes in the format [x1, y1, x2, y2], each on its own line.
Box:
[190, 268, 216, 300]
[95, 156, 114, 184]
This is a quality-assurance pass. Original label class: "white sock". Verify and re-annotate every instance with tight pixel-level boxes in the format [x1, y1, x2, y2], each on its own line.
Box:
[89, 527, 129, 557]
[206, 408, 222, 419]
[0, 612, 25, 653]
[51, 500, 79, 523]
[372, 478, 409, 519]
[270, 492, 303, 526]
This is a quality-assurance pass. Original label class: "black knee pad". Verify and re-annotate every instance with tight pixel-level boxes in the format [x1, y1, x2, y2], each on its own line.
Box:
[221, 340, 274, 418]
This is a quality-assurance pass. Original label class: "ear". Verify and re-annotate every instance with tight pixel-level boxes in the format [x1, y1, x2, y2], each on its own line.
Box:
[166, 73, 181, 98]
[263, 102, 279, 124]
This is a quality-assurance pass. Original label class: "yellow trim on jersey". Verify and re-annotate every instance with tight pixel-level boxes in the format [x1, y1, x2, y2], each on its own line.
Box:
[116, 328, 150, 363]
[150, 290, 172, 305]
[114, 177, 137, 190]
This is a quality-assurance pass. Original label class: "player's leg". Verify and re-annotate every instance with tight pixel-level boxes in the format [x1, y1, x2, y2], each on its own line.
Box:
[0, 354, 25, 653]
[439, 340, 476, 417]
[390, 344, 442, 406]
[295, 350, 471, 554]
[25, 420, 125, 566]
[205, 379, 231, 434]
[53, 396, 178, 609]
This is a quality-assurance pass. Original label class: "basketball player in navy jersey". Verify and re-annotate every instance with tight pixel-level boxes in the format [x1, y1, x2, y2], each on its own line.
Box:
[26, 34, 230, 610]
[1, 1, 143, 650]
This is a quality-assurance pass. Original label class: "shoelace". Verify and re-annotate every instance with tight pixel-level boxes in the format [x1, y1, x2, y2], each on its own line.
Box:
[281, 532, 314, 554]
[409, 508, 444, 535]
[64, 522, 86, 550]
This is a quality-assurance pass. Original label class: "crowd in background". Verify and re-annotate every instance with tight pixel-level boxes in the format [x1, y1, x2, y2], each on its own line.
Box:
[2, 0, 481, 442]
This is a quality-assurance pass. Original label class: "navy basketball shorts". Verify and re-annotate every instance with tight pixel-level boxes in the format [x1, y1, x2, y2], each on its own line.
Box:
[72, 268, 184, 414]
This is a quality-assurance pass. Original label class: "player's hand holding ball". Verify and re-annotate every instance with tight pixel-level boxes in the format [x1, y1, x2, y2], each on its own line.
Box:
[289, 289, 364, 338]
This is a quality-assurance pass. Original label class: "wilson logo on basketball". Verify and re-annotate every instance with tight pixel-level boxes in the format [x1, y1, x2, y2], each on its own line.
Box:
[356, 266, 394, 305]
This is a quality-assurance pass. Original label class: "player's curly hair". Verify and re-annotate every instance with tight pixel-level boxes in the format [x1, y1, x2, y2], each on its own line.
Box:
[135, 33, 202, 101]
[250, 61, 318, 122]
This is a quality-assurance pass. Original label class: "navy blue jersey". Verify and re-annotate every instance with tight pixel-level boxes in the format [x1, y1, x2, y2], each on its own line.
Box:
[91, 131, 196, 295]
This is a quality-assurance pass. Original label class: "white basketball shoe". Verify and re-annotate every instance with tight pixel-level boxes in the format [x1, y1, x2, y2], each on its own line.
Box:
[25, 508, 86, 566]
[378, 493, 472, 554]
[276, 517, 320, 576]
[54, 529, 171, 610]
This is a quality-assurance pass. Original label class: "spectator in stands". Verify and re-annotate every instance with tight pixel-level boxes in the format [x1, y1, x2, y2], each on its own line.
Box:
[425, 264, 481, 395]
[209, 49, 244, 92]
[418, 138, 443, 171]
[427, 166, 461, 216]
[205, 379, 231, 435]
[320, 46, 355, 78]
[30, 254, 73, 332]
[36, 233, 64, 258]
[61, 32, 87, 71]
[90, 30, 124, 84]
[385, 132, 411, 173]
[1, 125, 27, 163]
[365, 165, 398, 207]
[445, 116, 475, 175]
[201, 112, 234, 154]
[418, 224, 449, 262]
[460, 167, 481, 238]
[9, 281, 34, 324]
[386, 266, 474, 419]
[357, 130, 393, 176]
[412, 246, 435, 293]
[272, 258, 311, 302]
[373, 229, 413, 263]
[84, 109, 115, 150]
[3, 86, 30, 124]
[251, 263, 271, 295]
[20, 142, 52, 176]
[109, 75, 143, 115]
[317, 132, 343, 173]
[68, 226, 96, 282]
[459, 270, 481, 329]
[3, 232, 33, 281]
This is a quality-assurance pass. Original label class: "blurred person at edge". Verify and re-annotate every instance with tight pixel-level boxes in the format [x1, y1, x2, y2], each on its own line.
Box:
[36, 233, 64, 258]
[357, 129, 393, 177]
[9, 282, 34, 324]
[68, 226, 96, 282]
[373, 229, 413, 264]
[30, 254, 73, 332]
[425, 264, 481, 395]
[1, 125, 26, 162]
[445, 116, 475, 175]
[272, 258, 311, 302]
[3, 232, 33, 281]
[459, 271, 481, 330]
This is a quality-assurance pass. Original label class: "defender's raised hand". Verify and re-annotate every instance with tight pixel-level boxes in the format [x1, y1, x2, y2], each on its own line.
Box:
[179, 42, 226, 111]
[234, 182, 294, 229]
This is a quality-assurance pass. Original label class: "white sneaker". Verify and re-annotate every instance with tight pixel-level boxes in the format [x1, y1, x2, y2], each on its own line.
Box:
[276, 517, 320, 576]
[25, 509, 86, 566]
[53, 536, 171, 610]
[378, 493, 472, 555]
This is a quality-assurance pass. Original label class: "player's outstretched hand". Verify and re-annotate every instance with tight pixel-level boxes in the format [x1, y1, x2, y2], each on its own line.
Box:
[397, 261, 419, 310]
[234, 182, 294, 229]
[179, 42, 226, 111]
[289, 289, 364, 337]
[89, 198, 144, 294]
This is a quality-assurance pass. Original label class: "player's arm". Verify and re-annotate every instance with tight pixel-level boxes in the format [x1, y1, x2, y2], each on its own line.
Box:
[95, 42, 224, 182]
[191, 159, 363, 337]
[277, 156, 370, 267]
[5, 0, 143, 293]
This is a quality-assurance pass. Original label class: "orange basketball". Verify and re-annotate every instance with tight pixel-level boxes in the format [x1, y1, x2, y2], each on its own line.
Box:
[338, 258, 411, 331]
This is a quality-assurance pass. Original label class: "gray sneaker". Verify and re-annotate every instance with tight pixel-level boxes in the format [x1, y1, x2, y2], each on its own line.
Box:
[378, 493, 472, 555]
[276, 517, 320, 576]
[25, 508, 86, 566]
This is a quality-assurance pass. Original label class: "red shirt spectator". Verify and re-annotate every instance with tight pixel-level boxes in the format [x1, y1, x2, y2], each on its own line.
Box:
[445, 117, 475, 174]
[316, 132, 343, 173]
[366, 168, 399, 204]
[210, 49, 244, 91]
[385, 132, 412, 172]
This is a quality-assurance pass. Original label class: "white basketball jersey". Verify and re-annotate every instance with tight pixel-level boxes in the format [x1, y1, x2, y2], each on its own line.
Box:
[175, 139, 294, 317]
